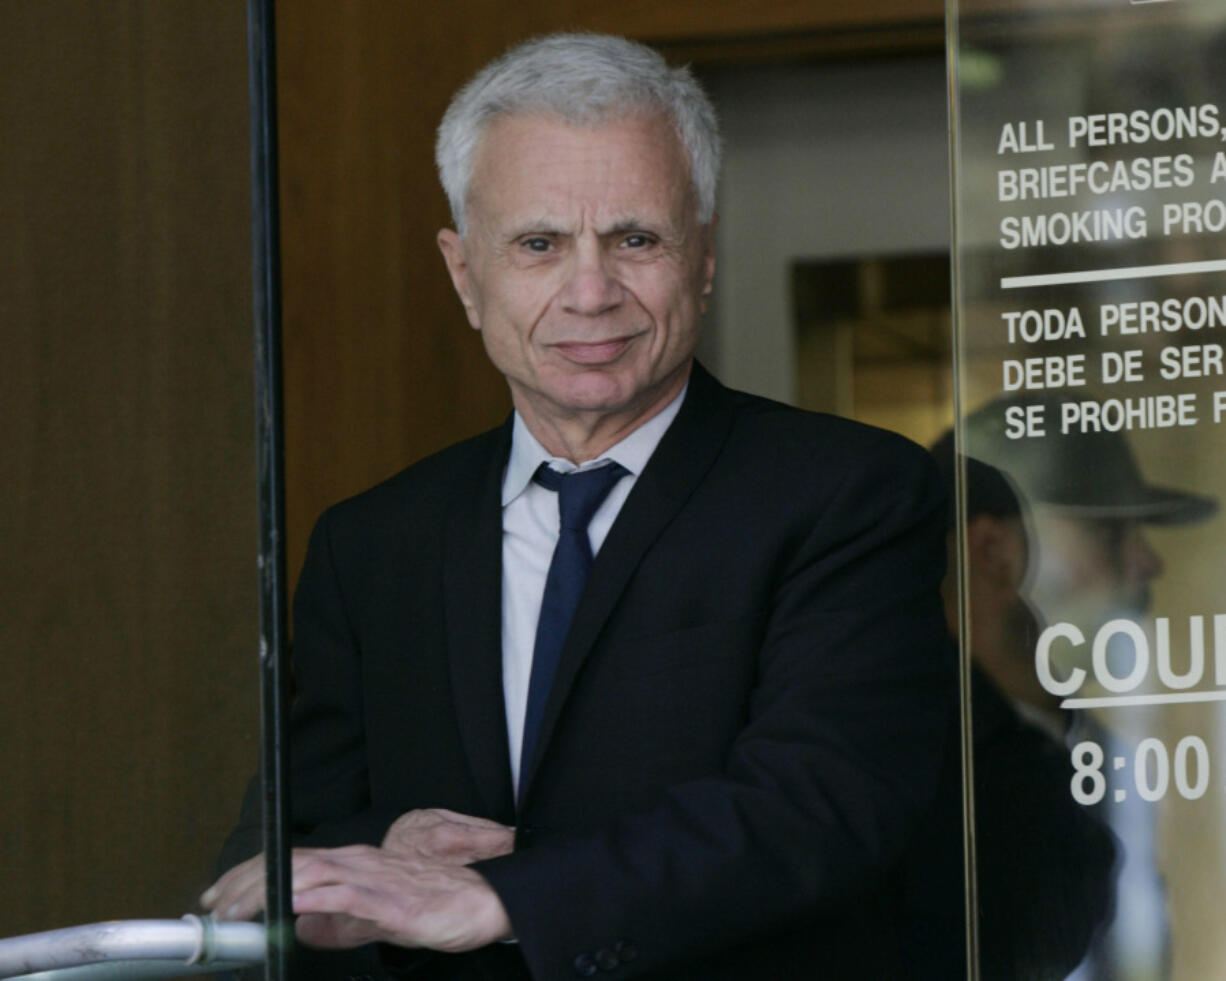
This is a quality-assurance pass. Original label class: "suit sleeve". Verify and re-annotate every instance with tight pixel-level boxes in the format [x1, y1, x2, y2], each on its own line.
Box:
[215, 509, 398, 875]
[475, 438, 954, 980]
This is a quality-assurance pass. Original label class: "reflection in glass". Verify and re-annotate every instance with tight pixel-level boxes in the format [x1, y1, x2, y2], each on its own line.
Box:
[951, 0, 1226, 975]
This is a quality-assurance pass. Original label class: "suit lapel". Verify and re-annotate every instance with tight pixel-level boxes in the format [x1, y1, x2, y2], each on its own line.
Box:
[518, 364, 738, 801]
[443, 421, 517, 823]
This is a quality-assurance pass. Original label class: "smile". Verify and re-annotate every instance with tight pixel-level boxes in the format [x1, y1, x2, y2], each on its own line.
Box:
[551, 335, 640, 365]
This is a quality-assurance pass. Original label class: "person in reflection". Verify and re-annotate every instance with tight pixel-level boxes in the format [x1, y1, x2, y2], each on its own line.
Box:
[203, 33, 953, 980]
[962, 391, 1217, 980]
[965, 392, 1216, 681]
[909, 435, 1117, 980]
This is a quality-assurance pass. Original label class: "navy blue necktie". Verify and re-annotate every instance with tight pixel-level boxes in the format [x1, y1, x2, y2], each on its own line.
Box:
[520, 461, 628, 797]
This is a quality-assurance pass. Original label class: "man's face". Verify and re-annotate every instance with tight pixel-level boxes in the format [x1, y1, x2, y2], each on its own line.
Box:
[437, 113, 715, 442]
[1030, 512, 1164, 625]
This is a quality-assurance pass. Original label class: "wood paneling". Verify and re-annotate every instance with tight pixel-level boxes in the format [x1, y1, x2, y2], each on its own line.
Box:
[1, 1, 255, 933]
[576, 0, 943, 40]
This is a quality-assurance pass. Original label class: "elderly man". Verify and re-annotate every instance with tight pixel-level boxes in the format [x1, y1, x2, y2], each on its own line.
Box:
[205, 33, 951, 980]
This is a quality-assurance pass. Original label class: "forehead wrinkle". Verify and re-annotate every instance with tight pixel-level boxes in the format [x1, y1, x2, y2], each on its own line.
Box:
[498, 205, 668, 240]
[603, 217, 653, 234]
[470, 115, 696, 243]
[502, 214, 567, 238]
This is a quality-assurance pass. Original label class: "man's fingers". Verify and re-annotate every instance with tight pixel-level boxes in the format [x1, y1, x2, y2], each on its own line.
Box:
[290, 845, 383, 887]
[284, 846, 511, 952]
[419, 822, 509, 859]
[203, 847, 351, 920]
[382, 808, 515, 864]
[205, 840, 513, 951]
[446, 824, 514, 861]
[207, 875, 267, 921]
[424, 808, 511, 830]
[290, 855, 416, 948]
[201, 854, 267, 919]
[294, 881, 385, 922]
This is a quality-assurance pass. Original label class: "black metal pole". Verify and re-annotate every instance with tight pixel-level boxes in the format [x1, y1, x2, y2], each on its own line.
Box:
[246, 1, 292, 978]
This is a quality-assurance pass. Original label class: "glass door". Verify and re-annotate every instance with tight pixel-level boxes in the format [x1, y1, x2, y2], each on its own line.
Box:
[1, 2, 263, 976]
[949, 0, 1226, 976]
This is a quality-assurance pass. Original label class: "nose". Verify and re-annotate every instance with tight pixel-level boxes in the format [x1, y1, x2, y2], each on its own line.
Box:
[559, 238, 623, 317]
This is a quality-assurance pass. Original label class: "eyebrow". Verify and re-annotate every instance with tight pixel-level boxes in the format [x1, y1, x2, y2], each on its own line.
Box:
[503, 220, 564, 240]
[604, 218, 665, 237]
[504, 216, 665, 241]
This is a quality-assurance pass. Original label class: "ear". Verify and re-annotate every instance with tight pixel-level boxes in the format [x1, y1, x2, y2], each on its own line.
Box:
[698, 214, 717, 313]
[437, 228, 481, 330]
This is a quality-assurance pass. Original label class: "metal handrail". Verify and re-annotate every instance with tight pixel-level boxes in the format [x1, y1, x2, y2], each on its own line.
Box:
[0, 916, 265, 980]
[10, 961, 249, 980]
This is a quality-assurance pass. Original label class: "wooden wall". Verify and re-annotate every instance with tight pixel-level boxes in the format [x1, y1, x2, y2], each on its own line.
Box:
[1, 1, 255, 933]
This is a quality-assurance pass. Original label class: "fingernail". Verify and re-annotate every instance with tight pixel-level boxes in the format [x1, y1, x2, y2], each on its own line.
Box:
[200, 888, 216, 906]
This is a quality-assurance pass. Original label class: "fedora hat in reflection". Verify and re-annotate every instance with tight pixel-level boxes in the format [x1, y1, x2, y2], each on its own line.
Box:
[961, 391, 1217, 525]
[929, 430, 1024, 528]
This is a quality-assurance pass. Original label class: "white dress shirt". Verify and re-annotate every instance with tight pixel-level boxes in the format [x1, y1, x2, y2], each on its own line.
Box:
[500, 388, 686, 789]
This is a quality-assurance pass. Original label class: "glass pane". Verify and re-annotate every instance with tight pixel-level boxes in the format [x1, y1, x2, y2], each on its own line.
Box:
[0, 2, 259, 976]
[950, 1, 1226, 976]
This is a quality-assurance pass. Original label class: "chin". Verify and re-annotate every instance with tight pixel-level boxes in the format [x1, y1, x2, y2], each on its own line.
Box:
[550, 371, 642, 413]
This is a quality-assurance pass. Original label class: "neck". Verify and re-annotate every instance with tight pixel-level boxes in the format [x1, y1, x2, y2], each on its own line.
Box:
[515, 364, 690, 463]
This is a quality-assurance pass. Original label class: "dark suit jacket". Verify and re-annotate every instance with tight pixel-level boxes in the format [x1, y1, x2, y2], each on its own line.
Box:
[219, 364, 953, 981]
[901, 666, 1119, 981]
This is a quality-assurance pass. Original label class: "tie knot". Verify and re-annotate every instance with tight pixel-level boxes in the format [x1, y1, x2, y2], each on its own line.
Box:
[534, 461, 629, 531]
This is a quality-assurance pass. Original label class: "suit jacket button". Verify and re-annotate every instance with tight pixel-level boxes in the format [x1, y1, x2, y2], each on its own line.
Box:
[574, 952, 599, 977]
[614, 940, 637, 963]
[594, 947, 620, 971]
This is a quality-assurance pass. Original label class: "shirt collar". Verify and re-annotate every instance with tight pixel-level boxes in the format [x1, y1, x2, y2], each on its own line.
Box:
[501, 384, 687, 507]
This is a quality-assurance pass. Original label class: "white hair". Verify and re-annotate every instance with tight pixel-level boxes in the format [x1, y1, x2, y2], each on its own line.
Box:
[435, 33, 721, 236]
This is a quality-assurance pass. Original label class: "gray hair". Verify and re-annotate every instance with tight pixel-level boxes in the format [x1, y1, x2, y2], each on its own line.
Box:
[435, 33, 721, 236]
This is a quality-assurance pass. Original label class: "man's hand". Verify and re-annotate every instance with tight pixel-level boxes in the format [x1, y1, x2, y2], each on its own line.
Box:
[200, 808, 516, 952]
[201, 851, 268, 923]
[289, 845, 512, 952]
[381, 807, 514, 865]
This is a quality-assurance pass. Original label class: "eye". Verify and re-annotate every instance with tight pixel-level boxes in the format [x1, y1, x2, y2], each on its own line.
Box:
[621, 233, 656, 249]
[519, 236, 554, 253]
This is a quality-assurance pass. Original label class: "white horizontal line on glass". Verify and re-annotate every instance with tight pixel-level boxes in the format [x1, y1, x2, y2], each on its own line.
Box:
[1001, 258, 1226, 289]
[1061, 690, 1226, 709]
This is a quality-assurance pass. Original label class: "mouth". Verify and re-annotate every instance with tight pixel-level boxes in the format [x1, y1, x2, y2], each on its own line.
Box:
[551, 334, 639, 365]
